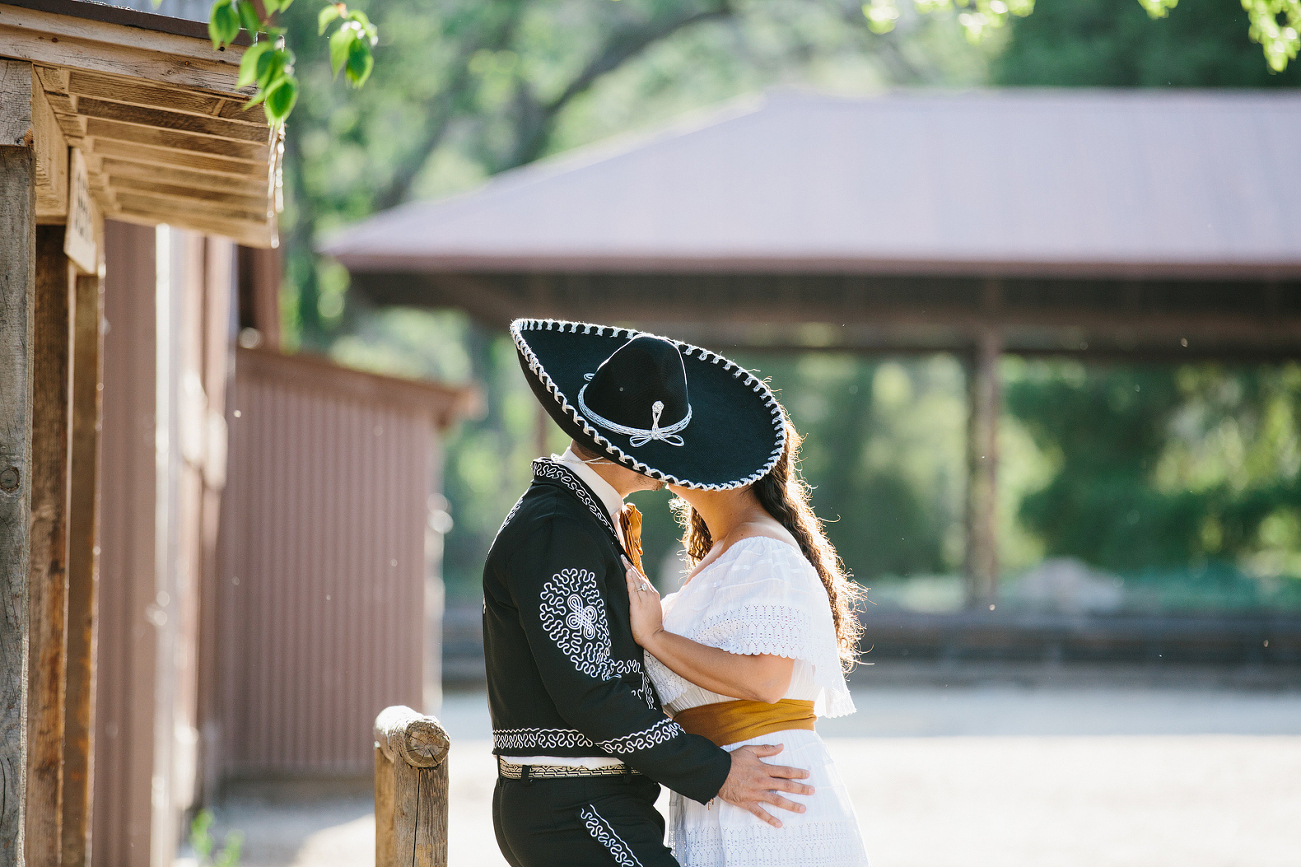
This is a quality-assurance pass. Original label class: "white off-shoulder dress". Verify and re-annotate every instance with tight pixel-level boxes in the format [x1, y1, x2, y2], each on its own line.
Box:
[644, 536, 870, 867]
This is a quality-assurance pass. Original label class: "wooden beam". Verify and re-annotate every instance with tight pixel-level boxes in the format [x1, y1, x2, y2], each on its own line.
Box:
[85, 117, 269, 163]
[104, 207, 276, 250]
[48, 112, 86, 150]
[216, 98, 268, 126]
[32, 82, 68, 222]
[88, 137, 265, 178]
[28, 225, 74, 867]
[113, 191, 269, 226]
[109, 175, 269, 213]
[0, 58, 36, 867]
[0, 4, 248, 96]
[33, 66, 74, 114]
[67, 70, 265, 126]
[102, 159, 268, 197]
[964, 327, 1000, 609]
[76, 97, 271, 145]
[62, 271, 103, 867]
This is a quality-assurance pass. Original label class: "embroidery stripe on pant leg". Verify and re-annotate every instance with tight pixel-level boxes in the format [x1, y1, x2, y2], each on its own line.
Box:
[579, 805, 644, 867]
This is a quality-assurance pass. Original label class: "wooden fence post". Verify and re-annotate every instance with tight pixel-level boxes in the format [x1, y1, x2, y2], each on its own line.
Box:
[1, 58, 37, 867]
[374, 705, 450, 867]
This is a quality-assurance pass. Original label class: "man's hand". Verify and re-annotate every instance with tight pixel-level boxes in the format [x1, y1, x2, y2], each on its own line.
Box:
[716, 744, 813, 828]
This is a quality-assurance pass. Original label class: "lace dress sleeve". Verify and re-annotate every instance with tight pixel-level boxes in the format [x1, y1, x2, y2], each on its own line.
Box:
[667, 538, 856, 718]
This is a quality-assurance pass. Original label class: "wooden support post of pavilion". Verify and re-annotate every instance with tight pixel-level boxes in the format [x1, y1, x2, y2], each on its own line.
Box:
[965, 326, 1002, 609]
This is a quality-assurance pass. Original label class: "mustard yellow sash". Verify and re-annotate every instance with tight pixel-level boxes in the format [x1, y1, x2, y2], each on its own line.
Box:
[673, 699, 816, 747]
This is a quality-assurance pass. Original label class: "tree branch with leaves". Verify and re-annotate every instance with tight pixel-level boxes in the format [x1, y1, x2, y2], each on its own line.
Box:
[206, 0, 379, 126]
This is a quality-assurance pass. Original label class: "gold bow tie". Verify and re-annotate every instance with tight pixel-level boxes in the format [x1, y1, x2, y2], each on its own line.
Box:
[618, 503, 644, 574]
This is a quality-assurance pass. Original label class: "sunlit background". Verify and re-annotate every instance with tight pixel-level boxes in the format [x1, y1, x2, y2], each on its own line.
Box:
[125, 0, 1301, 864]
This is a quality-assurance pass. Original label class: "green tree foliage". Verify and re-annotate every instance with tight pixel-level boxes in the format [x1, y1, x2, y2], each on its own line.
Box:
[747, 354, 966, 582]
[865, 0, 1300, 73]
[1007, 362, 1301, 584]
[993, 0, 1301, 86]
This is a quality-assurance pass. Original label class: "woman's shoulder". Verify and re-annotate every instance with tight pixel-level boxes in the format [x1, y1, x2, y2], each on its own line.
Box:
[700, 535, 819, 590]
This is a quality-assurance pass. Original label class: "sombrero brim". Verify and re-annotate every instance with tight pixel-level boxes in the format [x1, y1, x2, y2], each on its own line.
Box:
[512, 319, 786, 490]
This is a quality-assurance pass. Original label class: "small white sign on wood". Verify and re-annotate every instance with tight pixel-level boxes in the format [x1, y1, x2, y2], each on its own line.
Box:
[63, 148, 96, 274]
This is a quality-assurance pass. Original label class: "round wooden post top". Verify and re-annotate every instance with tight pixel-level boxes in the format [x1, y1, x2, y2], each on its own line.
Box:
[374, 705, 450, 768]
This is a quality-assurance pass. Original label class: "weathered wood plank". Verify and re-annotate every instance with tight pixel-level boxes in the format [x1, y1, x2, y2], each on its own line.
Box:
[109, 175, 269, 212]
[85, 117, 269, 163]
[0, 58, 36, 867]
[76, 97, 271, 145]
[88, 138, 264, 177]
[0, 27, 243, 97]
[104, 207, 275, 250]
[375, 749, 395, 867]
[412, 764, 449, 867]
[1, 58, 33, 146]
[68, 70, 223, 116]
[113, 191, 268, 225]
[62, 271, 102, 867]
[102, 159, 268, 197]
[48, 112, 87, 148]
[215, 98, 268, 126]
[0, 5, 248, 96]
[33, 66, 70, 98]
[67, 71, 266, 126]
[28, 224, 74, 867]
[32, 83, 68, 222]
[0, 5, 241, 66]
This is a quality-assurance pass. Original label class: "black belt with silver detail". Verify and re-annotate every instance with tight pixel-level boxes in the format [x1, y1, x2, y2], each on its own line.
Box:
[497, 756, 641, 780]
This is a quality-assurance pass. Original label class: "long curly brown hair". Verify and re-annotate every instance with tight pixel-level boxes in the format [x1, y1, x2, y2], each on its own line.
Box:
[673, 415, 864, 668]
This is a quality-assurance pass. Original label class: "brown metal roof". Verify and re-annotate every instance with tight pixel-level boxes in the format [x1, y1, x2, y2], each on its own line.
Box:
[323, 90, 1301, 280]
[235, 347, 479, 430]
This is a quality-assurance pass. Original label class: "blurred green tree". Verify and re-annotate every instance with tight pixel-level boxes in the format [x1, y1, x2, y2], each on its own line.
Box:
[993, 0, 1301, 86]
[1007, 362, 1301, 587]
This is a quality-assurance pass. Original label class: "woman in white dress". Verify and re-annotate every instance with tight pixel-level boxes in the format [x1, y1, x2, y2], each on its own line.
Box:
[625, 416, 870, 867]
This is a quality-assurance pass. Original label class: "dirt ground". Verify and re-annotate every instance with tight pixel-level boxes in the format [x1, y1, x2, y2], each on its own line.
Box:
[197, 676, 1301, 867]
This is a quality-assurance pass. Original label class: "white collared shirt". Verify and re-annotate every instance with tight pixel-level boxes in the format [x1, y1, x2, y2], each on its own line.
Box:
[515, 447, 627, 769]
[557, 446, 624, 521]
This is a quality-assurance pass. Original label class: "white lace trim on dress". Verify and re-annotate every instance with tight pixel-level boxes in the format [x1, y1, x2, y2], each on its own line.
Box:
[669, 819, 869, 867]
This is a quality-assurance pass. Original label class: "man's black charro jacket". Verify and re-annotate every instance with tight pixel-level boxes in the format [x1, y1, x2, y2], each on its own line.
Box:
[483, 458, 731, 804]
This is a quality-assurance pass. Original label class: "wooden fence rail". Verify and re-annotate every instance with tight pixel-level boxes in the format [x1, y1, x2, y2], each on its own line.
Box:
[374, 705, 450, 867]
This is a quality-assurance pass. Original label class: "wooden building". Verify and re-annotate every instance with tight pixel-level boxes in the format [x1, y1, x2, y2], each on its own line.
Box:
[1, 2, 276, 864]
[323, 89, 1301, 608]
[2, 2, 472, 865]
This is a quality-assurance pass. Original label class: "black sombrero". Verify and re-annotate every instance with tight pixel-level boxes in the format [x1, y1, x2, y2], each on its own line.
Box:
[512, 318, 786, 490]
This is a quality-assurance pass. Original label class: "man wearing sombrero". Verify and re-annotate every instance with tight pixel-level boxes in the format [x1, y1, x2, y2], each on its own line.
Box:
[484, 319, 813, 867]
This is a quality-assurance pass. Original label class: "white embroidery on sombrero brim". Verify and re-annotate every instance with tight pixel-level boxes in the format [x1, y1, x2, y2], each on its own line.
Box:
[511, 318, 786, 491]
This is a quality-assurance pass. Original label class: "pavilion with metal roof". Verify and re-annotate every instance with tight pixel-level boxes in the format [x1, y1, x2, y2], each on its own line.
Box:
[323, 88, 1301, 613]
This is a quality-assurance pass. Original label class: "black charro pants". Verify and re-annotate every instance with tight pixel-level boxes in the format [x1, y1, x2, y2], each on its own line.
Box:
[493, 772, 679, 867]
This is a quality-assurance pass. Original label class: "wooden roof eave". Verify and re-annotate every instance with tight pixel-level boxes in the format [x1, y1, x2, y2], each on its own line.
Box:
[1, 0, 281, 248]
